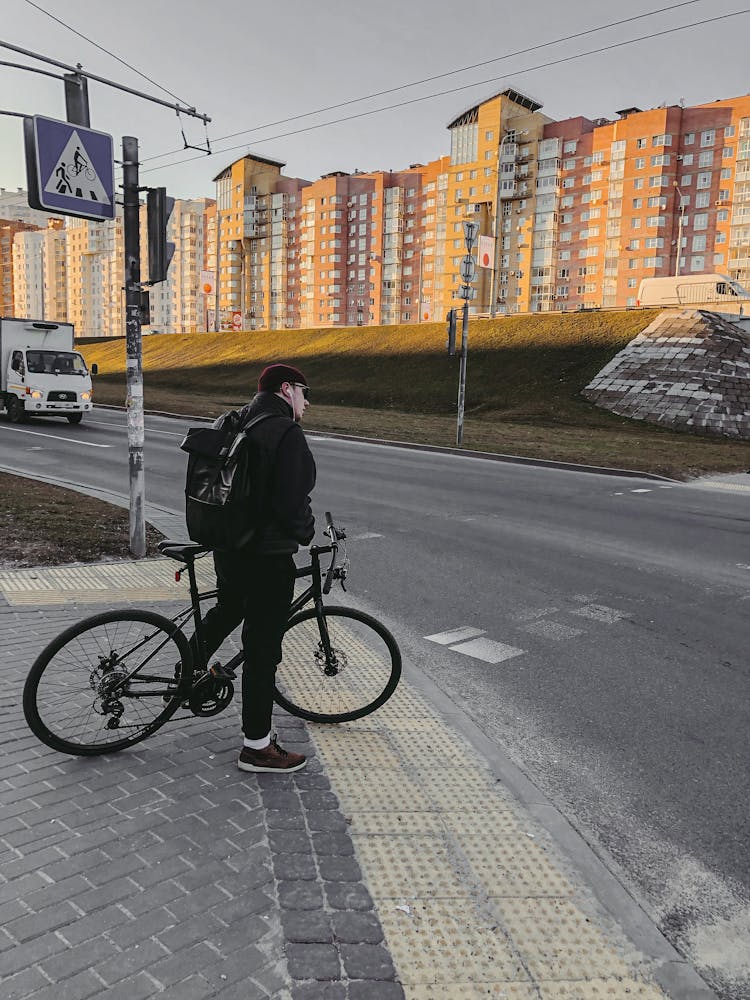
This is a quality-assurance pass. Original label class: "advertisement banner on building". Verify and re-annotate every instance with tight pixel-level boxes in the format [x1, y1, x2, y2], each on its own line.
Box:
[207, 309, 215, 331]
[478, 235, 495, 269]
[201, 271, 215, 295]
[231, 311, 243, 331]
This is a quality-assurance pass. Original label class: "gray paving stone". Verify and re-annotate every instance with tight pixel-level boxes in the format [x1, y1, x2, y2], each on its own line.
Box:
[291, 986, 347, 1000]
[55, 903, 132, 946]
[340, 943, 397, 980]
[0, 929, 66, 977]
[323, 883, 374, 912]
[282, 909, 335, 944]
[286, 942, 341, 981]
[269, 829, 316, 854]
[39, 934, 120, 980]
[0, 964, 50, 998]
[278, 880, 325, 911]
[11, 968, 103, 1000]
[317, 857, 362, 882]
[95, 937, 170, 985]
[154, 974, 214, 1000]
[331, 911, 384, 945]
[312, 832, 355, 857]
[5, 900, 80, 943]
[274, 853, 318, 881]
[149, 942, 222, 988]
[348, 982, 406, 1000]
[266, 809, 306, 830]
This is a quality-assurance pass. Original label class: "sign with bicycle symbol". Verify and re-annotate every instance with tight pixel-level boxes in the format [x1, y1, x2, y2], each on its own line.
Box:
[25, 115, 115, 221]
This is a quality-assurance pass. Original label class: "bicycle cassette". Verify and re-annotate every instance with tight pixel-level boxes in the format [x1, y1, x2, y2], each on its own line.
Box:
[188, 673, 234, 717]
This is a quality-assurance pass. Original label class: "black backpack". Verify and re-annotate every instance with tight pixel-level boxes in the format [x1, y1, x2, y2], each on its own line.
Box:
[180, 410, 277, 551]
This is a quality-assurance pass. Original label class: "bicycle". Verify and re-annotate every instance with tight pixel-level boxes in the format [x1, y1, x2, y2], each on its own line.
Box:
[23, 513, 401, 757]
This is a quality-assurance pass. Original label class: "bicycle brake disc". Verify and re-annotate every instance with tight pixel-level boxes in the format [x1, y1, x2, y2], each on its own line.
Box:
[188, 674, 234, 717]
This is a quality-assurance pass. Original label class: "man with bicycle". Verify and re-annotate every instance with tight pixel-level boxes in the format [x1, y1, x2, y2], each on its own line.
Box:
[195, 363, 315, 772]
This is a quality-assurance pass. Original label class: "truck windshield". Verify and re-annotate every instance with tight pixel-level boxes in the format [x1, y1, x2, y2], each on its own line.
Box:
[25, 351, 88, 375]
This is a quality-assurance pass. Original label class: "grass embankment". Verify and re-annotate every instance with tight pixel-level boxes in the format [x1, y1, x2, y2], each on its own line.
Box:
[0, 474, 164, 567]
[81, 312, 750, 480]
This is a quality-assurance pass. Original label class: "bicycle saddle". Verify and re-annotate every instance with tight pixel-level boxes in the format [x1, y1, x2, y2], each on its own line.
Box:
[158, 540, 210, 563]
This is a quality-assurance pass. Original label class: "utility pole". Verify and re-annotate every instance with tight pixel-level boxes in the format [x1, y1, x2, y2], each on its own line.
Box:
[456, 220, 479, 446]
[122, 136, 146, 558]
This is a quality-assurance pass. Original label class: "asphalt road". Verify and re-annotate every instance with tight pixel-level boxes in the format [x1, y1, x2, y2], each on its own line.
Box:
[2, 408, 749, 998]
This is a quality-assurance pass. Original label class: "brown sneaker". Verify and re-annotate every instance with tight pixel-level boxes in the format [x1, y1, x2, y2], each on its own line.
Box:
[237, 736, 306, 773]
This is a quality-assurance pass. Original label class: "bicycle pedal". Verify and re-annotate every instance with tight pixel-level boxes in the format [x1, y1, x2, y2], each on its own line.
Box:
[209, 661, 236, 680]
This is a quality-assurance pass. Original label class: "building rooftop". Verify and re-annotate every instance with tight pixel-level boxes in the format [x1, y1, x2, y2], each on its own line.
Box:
[211, 152, 286, 182]
[447, 87, 543, 129]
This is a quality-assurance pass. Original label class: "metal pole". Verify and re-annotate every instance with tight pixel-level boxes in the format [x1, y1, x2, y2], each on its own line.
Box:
[214, 209, 220, 331]
[122, 135, 146, 559]
[490, 132, 509, 319]
[456, 300, 469, 446]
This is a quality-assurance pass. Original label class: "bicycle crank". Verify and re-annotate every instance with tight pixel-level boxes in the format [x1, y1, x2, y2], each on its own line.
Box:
[188, 673, 234, 717]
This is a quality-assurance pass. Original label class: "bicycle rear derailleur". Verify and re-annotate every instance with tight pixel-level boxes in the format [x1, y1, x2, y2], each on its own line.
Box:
[188, 662, 235, 717]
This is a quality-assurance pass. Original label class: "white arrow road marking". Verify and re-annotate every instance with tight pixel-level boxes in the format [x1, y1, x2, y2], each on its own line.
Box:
[424, 625, 486, 645]
[630, 489, 652, 493]
[449, 637, 525, 664]
[0, 426, 111, 448]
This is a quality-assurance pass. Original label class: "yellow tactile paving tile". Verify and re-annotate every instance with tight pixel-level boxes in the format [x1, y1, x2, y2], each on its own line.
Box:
[492, 898, 633, 982]
[441, 808, 522, 837]
[0, 557, 215, 605]
[353, 836, 472, 899]
[457, 837, 576, 898]
[378, 899, 528, 985]
[537, 980, 669, 999]
[330, 769, 432, 813]
[405, 986, 538, 999]
[314, 729, 403, 769]
[347, 812, 446, 836]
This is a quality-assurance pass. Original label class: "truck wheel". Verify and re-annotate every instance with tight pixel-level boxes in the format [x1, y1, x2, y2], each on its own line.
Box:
[7, 398, 27, 424]
[66, 413, 83, 425]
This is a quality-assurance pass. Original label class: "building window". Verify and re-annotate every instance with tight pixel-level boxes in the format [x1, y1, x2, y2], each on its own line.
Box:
[691, 255, 705, 271]
[636, 137, 647, 149]
[634, 178, 644, 189]
[635, 157, 645, 169]
[684, 132, 695, 145]
[698, 150, 714, 167]
[696, 172, 712, 189]
[700, 130, 715, 147]
[694, 212, 709, 230]
[724, 125, 736, 138]
[652, 134, 672, 147]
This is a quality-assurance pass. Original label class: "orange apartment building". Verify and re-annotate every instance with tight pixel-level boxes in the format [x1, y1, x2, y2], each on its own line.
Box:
[1, 218, 39, 316]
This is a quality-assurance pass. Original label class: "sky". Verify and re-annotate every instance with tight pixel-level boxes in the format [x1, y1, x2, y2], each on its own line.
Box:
[1, 0, 749, 202]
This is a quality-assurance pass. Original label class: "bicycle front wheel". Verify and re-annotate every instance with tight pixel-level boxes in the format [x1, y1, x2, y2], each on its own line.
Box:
[274, 605, 401, 724]
[23, 609, 192, 756]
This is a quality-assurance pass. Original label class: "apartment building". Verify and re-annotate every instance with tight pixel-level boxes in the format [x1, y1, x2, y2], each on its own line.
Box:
[12, 224, 68, 322]
[64, 214, 124, 338]
[1, 218, 39, 316]
[144, 197, 214, 334]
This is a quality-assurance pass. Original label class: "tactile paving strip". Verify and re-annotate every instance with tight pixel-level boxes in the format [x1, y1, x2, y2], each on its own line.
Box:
[353, 837, 472, 899]
[537, 980, 669, 999]
[303, 611, 669, 998]
[378, 900, 528, 985]
[0, 557, 216, 605]
[492, 898, 633, 981]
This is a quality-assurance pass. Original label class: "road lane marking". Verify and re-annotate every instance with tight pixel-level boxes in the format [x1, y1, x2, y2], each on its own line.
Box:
[0, 426, 111, 448]
[630, 489, 652, 493]
[349, 532, 384, 541]
[514, 607, 560, 621]
[424, 626, 485, 645]
[449, 637, 525, 663]
[571, 603, 625, 624]
[83, 418, 185, 437]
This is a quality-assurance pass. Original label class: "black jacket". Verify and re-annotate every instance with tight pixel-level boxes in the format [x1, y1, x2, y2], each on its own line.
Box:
[234, 391, 316, 555]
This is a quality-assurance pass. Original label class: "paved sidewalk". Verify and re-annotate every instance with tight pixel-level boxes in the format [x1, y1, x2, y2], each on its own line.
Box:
[0, 560, 715, 1000]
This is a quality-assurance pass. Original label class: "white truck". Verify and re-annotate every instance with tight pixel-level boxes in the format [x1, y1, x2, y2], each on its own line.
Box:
[0, 317, 97, 425]
[637, 273, 750, 309]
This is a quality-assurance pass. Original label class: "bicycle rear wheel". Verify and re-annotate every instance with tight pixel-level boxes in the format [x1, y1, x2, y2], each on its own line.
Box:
[23, 609, 192, 756]
[273, 605, 401, 724]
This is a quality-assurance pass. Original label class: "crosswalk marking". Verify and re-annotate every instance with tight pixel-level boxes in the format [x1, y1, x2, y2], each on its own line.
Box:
[449, 637, 525, 664]
[522, 620, 585, 640]
[424, 626, 485, 645]
[571, 603, 625, 624]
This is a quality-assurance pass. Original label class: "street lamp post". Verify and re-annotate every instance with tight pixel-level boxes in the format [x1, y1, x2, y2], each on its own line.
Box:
[673, 180, 685, 278]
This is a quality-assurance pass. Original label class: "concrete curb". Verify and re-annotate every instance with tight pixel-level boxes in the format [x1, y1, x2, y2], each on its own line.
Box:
[94, 403, 677, 483]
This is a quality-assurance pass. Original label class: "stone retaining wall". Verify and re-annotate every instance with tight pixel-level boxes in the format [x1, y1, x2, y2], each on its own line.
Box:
[582, 309, 750, 439]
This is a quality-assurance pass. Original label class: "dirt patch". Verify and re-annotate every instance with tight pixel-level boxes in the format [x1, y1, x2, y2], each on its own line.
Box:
[0, 473, 164, 568]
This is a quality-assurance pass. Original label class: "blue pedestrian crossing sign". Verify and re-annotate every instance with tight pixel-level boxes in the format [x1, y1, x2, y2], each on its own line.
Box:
[25, 115, 115, 221]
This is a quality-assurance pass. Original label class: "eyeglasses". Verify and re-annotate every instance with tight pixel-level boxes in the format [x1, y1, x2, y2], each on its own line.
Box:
[293, 383, 310, 400]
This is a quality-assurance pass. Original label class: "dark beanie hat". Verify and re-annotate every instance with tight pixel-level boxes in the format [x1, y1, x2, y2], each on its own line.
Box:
[257, 363, 308, 393]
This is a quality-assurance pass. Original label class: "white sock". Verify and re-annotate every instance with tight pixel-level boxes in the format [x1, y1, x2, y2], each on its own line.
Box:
[244, 732, 271, 750]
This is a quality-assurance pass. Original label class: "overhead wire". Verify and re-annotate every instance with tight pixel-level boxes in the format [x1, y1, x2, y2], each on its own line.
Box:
[20, 0, 195, 107]
[141, 0, 708, 165]
[138, 7, 750, 177]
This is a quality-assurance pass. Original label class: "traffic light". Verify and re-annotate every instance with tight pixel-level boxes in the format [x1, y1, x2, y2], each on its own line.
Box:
[446, 308, 457, 356]
[139, 290, 150, 326]
[147, 187, 175, 284]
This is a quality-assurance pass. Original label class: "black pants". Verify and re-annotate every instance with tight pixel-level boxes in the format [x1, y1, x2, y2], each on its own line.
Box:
[192, 550, 296, 740]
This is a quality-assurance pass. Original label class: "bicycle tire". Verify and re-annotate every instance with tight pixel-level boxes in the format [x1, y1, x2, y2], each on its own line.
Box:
[273, 605, 401, 724]
[23, 609, 192, 757]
